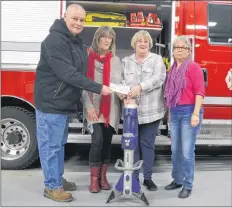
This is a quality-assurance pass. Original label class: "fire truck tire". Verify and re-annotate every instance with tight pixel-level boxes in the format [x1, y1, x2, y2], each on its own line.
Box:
[1, 106, 39, 170]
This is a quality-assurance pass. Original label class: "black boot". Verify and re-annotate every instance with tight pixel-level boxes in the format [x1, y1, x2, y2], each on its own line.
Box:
[143, 179, 157, 191]
[178, 188, 191, 198]
[164, 181, 182, 190]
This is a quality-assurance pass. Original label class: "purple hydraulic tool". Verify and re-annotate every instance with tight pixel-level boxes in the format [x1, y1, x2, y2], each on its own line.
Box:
[106, 104, 149, 206]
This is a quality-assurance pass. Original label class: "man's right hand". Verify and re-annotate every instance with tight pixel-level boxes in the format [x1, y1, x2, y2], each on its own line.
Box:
[101, 85, 112, 96]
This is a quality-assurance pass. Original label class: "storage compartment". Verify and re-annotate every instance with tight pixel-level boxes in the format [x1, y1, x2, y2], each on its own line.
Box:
[66, 0, 172, 58]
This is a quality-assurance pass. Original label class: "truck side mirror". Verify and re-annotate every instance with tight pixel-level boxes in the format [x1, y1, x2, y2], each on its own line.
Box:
[202, 68, 208, 87]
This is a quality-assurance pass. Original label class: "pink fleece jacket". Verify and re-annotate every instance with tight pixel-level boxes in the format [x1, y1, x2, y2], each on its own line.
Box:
[178, 62, 205, 105]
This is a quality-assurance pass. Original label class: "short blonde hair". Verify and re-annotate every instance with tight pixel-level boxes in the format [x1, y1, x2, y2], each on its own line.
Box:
[172, 35, 192, 51]
[90, 26, 116, 55]
[131, 30, 153, 49]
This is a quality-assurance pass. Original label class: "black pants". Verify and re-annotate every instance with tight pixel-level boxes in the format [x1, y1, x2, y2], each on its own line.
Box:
[89, 123, 114, 167]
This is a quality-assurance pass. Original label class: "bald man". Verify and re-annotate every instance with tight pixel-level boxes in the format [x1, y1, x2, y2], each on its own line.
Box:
[34, 4, 112, 202]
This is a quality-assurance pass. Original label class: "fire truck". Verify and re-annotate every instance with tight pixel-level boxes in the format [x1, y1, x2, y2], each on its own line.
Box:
[1, 0, 232, 170]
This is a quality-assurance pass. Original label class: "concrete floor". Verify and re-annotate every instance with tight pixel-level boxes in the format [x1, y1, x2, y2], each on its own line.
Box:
[1, 156, 231, 207]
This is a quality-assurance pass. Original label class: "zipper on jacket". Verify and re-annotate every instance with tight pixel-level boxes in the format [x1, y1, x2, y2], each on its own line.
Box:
[54, 81, 63, 98]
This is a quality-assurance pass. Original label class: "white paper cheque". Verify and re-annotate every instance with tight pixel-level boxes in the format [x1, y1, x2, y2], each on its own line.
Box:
[110, 83, 130, 95]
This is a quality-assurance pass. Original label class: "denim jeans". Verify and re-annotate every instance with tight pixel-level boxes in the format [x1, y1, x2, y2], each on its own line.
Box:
[134, 120, 161, 180]
[36, 109, 69, 190]
[89, 123, 114, 167]
[170, 105, 203, 190]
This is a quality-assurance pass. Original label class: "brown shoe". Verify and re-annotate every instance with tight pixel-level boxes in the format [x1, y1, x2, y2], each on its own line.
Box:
[62, 177, 76, 191]
[44, 188, 73, 202]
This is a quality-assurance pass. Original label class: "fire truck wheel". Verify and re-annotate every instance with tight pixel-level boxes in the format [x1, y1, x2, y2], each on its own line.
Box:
[1, 106, 39, 170]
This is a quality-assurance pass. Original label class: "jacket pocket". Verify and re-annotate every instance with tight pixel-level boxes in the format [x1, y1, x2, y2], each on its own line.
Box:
[53, 81, 63, 98]
[124, 71, 134, 84]
[142, 67, 153, 80]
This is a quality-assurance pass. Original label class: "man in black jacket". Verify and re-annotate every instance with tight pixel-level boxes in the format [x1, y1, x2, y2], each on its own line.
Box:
[34, 4, 112, 202]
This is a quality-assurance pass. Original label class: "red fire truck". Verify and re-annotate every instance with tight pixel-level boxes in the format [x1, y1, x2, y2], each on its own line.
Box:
[1, 0, 232, 169]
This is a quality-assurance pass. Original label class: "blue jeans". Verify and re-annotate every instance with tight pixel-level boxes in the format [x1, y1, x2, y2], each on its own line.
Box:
[36, 109, 69, 190]
[170, 105, 203, 190]
[134, 120, 160, 180]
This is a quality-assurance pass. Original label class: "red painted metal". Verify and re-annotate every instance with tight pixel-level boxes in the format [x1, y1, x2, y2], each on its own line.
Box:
[60, 0, 63, 18]
[175, 1, 232, 119]
[204, 105, 232, 120]
[1, 71, 35, 105]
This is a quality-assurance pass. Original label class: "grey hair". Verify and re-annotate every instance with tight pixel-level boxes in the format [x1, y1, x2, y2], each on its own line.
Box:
[90, 26, 116, 56]
[131, 30, 153, 49]
[172, 35, 191, 51]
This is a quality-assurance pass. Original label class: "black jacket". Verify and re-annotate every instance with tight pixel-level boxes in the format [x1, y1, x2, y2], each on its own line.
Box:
[34, 19, 102, 114]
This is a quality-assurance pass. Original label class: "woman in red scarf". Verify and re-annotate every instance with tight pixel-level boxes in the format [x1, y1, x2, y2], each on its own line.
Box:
[82, 26, 122, 193]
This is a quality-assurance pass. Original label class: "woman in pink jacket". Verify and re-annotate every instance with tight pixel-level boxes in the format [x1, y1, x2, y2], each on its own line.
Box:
[164, 35, 205, 198]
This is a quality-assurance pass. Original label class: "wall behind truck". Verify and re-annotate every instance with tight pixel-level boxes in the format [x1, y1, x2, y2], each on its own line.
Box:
[1, 1, 61, 67]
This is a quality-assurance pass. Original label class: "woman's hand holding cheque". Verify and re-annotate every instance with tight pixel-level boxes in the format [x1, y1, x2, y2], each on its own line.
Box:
[128, 85, 142, 98]
[117, 85, 142, 105]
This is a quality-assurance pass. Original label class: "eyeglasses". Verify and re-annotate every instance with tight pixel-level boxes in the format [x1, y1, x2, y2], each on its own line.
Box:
[173, 46, 189, 51]
[100, 35, 113, 40]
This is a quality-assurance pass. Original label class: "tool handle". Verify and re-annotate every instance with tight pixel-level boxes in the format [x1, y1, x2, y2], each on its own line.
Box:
[114, 159, 144, 171]
[132, 160, 143, 170]
[114, 159, 125, 170]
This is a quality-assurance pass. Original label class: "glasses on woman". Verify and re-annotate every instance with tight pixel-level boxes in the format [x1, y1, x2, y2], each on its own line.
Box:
[173, 46, 189, 51]
[100, 35, 113, 40]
